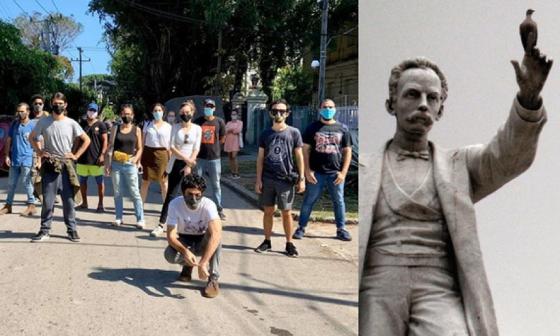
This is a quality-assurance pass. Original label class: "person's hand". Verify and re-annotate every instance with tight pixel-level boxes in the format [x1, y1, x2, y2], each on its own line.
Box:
[181, 166, 192, 176]
[4, 156, 11, 168]
[255, 180, 263, 194]
[197, 262, 210, 280]
[511, 32, 553, 109]
[183, 250, 198, 267]
[97, 155, 105, 166]
[104, 166, 111, 176]
[64, 152, 77, 161]
[305, 170, 317, 184]
[131, 156, 139, 165]
[334, 171, 346, 185]
[296, 179, 306, 193]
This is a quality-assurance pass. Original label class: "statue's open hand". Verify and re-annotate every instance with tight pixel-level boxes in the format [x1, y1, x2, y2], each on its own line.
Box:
[511, 32, 553, 109]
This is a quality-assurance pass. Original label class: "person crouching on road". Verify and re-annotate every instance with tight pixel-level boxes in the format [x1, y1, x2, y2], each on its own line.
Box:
[164, 173, 222, 298]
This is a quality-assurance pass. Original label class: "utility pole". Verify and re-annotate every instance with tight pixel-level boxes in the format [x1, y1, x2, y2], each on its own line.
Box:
[318, 0, 329, 103]
[71, 47, 91, 92]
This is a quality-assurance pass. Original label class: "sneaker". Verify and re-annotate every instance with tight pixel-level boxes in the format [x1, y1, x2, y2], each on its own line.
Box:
[292, 227, 305, 239]
[31, 231, 50, 242]
[150, 224, 165, 237]
[233, 173, 241, 179]
[20, 204, 37, 216]
[0, 204, 12, 215]
[95, 206, 105, 213]
[218, 210, 226, 221]
[178, 266, 192, 282]
[286, 242, 299, 258]
[67, 230, 81, 242]
[113, 219, 122, 227]
[254, 239, 272, 253]
[203, 277, 220, 298]
[136, 220, 145, 229]
[336, 228, 352, 241]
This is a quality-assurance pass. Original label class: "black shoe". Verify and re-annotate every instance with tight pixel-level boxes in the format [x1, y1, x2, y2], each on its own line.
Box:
[286, 242, 299, 258]
[31, 231, 50, 242]
[67, 230, 81, 242]
[254, 239, 271, 253]
[218, 210, 226, 221]
[178, 266, 192, 282]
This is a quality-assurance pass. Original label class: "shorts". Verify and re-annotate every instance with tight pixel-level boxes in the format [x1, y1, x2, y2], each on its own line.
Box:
[77, 164, 104, 185]
[259, 177, 295, 210]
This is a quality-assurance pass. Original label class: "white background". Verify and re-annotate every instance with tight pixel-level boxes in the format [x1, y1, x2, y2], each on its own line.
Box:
[360, 1, 560, 334]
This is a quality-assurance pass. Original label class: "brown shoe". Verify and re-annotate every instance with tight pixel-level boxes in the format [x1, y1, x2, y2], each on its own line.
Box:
[0, 204, 12, 215]
[177, 266, 192, 282]
[20, 204, 36, 216]
[203, 278, 220, 298]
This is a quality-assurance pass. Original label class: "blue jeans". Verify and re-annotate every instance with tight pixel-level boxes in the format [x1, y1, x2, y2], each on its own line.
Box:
[40, 166, 77, 233]
[111, 161, 144, 221]
[6, 165, 35, 205]
[196, 159, 222, 210]
[298, 172, 346, 229]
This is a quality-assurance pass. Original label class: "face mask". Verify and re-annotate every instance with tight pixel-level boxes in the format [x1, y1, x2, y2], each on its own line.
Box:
[153, 111, 163, 121]
[33, 104, 43, 113]
[180, 114, 192, 122]
[320, 107, 336, 120]
[52, 104, 65, 114]
[204, 107, 214, 117]
[167, 116, 175, 123]
[18, 111, 28, 120]
[231, 115, 238, 120]
[122, 116, 132, 124]
[87, 111, 98, 119]
[184, 193, 202, 210]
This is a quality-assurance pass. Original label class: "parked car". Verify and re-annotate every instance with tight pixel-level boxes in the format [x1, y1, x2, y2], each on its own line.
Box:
[0, 115, 16, 173]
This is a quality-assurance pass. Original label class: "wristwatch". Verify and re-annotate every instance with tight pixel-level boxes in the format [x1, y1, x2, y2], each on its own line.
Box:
[298, 176, 305, 182]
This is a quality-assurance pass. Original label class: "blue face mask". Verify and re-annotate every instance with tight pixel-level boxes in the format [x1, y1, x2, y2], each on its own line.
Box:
[204, 107, 214, 117]
[320, 107, 336, 120]
[153, 111, 163, 121]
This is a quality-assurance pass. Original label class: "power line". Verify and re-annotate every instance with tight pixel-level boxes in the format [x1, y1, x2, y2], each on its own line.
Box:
[33, 0, 52, 15]
[50, 0, 60, 12]
[114, 0, 204, 24]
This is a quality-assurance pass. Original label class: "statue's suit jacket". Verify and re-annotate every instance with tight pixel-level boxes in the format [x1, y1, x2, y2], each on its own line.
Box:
[359, 99, 546, 336]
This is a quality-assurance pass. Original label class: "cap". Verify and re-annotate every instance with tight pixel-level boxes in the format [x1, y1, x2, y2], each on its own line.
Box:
[204, 98, 216, 107]
[87, 103, 99, 111]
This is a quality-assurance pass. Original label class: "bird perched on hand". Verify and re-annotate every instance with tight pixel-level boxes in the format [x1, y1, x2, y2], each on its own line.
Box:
[520, 9, 537, 53]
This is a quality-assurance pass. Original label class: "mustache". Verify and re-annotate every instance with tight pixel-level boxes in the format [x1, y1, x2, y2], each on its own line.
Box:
[405, 111, 434, 125]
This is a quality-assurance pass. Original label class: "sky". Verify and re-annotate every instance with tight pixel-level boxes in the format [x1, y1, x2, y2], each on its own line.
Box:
[0, 0, 111, 82]
[360, 1, 560, 334]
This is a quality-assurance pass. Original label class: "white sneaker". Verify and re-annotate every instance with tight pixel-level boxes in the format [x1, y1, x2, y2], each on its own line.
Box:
[136, 220, 145, 229]
[150, 224, 165, 237]
[113, 219, 122, 227]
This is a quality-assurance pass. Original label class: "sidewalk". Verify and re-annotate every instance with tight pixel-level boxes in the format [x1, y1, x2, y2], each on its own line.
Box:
[0, 175, 358, 336]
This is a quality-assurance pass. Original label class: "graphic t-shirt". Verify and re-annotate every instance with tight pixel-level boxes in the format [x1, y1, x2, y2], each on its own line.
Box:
[32, 115, 84, 157]
[302, 121, 353, 174]
[78, 120, 107, 165]
[259, 126, 303, 181]
[194, 116, 225, 160]
[166, 196, 220, 235]
[8, 119, 37, 167]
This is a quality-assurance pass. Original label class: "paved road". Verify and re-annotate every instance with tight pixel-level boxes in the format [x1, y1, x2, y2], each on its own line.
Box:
[0, 176, 358, 336]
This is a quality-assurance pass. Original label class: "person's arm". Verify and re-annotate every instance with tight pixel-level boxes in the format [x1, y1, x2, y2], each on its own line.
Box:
[132, 126, 143, 165]
[4, 136, 11, 167]
[98, 126, 108, 165]
[166, 225, 198, 267]
[255, 147, 265, 194]
[198, 218, 222, 280]
[302, 144, 317, 184]
[294, 146, 305, 193]
[104, 125, 117, 175]
[29, 123, 45, 158]
[334, 146, 352, 185]
[219, 119, 226, 144]
[68, 132, 91, 161]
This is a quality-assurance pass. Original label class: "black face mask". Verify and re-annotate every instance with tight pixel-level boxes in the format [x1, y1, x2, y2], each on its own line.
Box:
[52, 104, 65, 114]
[122, 116, 132, 124]
[184, 193, 202, 210]
[180, 114, 192, 122]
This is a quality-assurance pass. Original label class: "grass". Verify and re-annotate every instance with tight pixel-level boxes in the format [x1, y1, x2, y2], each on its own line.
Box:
[222, 158, 358, 222]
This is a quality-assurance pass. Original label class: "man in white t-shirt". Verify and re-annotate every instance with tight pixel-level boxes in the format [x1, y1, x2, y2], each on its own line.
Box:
[164, 173, 222, 298]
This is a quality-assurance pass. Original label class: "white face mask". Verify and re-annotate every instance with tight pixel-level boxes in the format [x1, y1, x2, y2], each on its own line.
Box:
[87, 110, 98, 119]
[167, 115, 176, 123]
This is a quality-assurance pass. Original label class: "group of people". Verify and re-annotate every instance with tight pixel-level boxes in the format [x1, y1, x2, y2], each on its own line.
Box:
[1, 93, 354, 298]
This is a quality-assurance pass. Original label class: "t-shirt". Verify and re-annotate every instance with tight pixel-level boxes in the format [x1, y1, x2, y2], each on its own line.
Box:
[259, 126, 303, 181]
[8, 119, 37, 167]
[32, 115, 84, 157]
[166, 196, 220, 235]
[143, 121, 172, 149]
[194, 116, 225, 160]
[78, 120, 107, 165]
[166, 123, 202, 173]
[302, 121, 353, 174]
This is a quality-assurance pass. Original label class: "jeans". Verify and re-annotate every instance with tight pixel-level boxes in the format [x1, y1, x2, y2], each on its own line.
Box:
[196, 159, 222, 210]
[6, 165, 35, 205]
[111, 161, 144, 221]
[359, 266, 468, 336]
[40, 166, 77, 233]
[164, 233, 221, 279]
[159, 160, 186, 224]
[298, 172, 346, 229]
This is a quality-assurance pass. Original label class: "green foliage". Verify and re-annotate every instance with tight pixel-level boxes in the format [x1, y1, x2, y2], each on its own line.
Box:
[272, 65, 314, 105]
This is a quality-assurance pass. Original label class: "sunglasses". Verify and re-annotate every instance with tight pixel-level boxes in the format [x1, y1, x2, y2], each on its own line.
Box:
[271, 109, 288, 114]
[33, 103, 43, 106]
[205, 104, 215, 108]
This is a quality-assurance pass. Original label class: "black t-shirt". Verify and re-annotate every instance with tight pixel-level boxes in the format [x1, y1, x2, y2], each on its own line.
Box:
[259, 126, 303, 181]
[194, 116, 226, 160]
[78, 120, 107, 165]
[302, 120, 352, 174]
